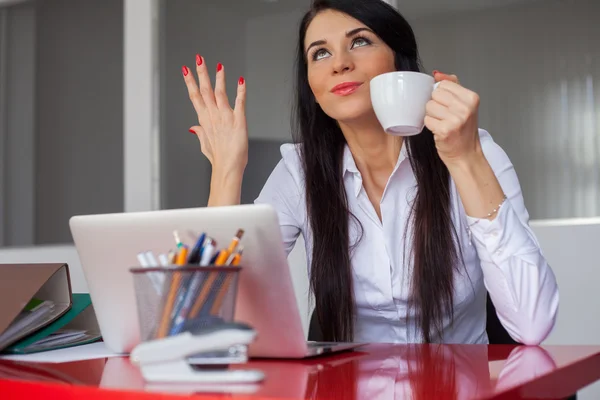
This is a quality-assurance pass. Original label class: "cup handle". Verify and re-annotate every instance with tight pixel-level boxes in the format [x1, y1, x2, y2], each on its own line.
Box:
[433, 81, 441, 92]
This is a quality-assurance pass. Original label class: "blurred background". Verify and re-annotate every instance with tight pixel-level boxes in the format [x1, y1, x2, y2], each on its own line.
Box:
[0, 0, 599, 395]
[0, 0, 598, 247]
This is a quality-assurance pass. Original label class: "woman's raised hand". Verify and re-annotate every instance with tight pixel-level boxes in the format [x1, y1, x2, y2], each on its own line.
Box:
[182, 55, 248, 176]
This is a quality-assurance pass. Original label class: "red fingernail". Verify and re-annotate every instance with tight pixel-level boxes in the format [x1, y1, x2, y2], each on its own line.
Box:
[217, 63, 223, 72]
[238, 76, 245, 85]
[182, 66, 189, 76]
[189, 129, 196, 135]
[433, 70, 439, 75]
[196, 54, 202, 66]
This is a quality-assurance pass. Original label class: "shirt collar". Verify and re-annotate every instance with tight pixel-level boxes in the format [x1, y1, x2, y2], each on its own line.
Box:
[343, 140, 409, 197]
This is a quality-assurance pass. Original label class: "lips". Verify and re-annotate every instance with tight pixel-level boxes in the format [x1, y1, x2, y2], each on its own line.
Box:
[331, 81, 363, 96]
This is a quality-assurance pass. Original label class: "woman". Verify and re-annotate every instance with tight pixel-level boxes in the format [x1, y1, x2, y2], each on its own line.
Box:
[181, 0, 559, 344]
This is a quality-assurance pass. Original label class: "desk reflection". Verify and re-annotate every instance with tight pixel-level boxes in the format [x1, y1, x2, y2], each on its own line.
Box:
[99, 344, 557, 399]
[0, 344, 579, 400]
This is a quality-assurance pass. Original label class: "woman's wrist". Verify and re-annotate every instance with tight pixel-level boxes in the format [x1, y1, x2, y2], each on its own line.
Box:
[445, 149, 506, 220]
[207, 167, 244, 207]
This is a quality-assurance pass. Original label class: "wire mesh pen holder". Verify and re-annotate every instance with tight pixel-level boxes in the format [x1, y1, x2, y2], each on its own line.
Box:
[130, 266, 242, 342]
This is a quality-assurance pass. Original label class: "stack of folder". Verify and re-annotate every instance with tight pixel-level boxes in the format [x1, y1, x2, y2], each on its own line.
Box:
[0, 263, 101, 355]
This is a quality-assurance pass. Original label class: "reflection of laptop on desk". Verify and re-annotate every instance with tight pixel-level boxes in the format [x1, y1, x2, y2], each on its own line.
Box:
[70, 204, 363, 359]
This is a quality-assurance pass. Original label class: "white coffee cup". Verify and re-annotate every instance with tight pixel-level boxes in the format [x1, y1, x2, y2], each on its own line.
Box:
[370, 71, 439, 136]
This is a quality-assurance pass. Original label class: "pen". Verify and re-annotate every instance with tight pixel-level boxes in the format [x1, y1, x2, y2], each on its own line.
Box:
[145, 251, 159, 266]
[199, 239, 216, 266]
[158, 254, 169, 267]
[137, 252, 150, 267]
[187, 232, 206, 264]
[173, 230, 184, 249]
[137, 252, 162, 293]
[169, 239, 216, 335]
[189, 230, 243, 318]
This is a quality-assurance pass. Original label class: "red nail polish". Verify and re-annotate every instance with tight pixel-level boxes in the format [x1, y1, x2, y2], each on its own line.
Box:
[238, 76, 245, 85]
[433, 70, 440, 75]
[182, 66, 189, 76]
[196, 54, 202, 66]
[217, 63, 223, 72]
[189, 129, 196, 135]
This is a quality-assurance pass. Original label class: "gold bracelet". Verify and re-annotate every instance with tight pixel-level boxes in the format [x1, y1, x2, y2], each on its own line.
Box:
[484, 194, 508, 219]
[467, 194, 508, 246]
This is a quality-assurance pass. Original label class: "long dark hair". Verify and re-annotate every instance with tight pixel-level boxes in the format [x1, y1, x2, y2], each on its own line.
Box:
[292, 0, 460, 343]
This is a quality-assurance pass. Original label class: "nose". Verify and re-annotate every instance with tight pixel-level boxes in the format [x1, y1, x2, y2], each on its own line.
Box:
[332, 51, 354, 75]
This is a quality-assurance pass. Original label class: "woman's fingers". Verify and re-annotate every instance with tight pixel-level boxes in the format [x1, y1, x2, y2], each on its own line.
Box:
[433, 70, 460, 84]
[182, 65, 205, 115]
[189, 125, 213, 162]
[426, 99, 453, 121]
[195, 54, 217, 111]
[233, 76, 246, 125]
[214, 63, 232, 111]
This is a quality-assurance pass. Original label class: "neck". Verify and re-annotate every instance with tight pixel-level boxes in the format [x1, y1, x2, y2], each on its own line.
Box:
[338, 114, 402, 174]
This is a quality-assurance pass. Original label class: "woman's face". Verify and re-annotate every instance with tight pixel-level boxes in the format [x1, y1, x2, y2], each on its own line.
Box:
[304, 10, 396, 124]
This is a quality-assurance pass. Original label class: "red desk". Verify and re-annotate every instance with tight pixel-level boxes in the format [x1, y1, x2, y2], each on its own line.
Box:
[1, 344, 599, 399]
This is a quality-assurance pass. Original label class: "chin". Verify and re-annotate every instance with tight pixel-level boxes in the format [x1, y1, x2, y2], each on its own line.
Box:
[323, 96, 374, 123]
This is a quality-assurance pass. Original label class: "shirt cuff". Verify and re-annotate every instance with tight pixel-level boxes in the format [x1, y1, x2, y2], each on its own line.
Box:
[466, 200, 536, 265]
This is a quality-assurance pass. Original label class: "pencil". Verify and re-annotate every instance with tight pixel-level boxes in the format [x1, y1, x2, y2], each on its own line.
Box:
[156, 245, 188, 338]
[209, 248, 243, 315]
[188, 229, 244, 318]
[213, 229, 244, 266]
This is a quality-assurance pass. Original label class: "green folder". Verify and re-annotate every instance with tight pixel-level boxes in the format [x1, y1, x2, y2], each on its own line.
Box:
[3, 293, 102, 354]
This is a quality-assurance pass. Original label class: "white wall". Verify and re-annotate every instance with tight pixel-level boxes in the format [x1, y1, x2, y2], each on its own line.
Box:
[411, 0, 600, 220]
[0, 245, 87, 292]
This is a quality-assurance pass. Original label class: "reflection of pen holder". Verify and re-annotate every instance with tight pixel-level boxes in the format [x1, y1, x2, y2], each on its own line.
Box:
[129, 266, 241, 343]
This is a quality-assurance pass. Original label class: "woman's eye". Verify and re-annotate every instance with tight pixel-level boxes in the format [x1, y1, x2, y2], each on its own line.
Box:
[314, 49, 330, 61]
[352, 37, 371, 48]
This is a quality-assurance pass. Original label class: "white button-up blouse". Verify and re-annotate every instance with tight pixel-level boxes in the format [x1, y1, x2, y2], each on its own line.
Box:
[255, 129, 559, 344]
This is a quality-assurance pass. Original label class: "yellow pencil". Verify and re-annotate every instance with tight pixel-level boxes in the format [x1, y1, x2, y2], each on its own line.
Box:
[214, 229, 244, 266]
[189, 230, 244, 318]
[156, 245, 188, 338]
[210, 249, 243, 315]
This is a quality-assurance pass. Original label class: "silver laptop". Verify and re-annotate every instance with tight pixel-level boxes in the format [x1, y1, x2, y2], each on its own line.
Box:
[69, 204, 363, 358]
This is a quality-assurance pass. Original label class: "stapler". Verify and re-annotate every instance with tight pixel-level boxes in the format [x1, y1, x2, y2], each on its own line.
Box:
[130, 322, 265, 383]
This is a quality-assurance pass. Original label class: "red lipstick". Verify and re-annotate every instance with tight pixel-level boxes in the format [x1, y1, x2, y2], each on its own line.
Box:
[331, 81, 363, 96]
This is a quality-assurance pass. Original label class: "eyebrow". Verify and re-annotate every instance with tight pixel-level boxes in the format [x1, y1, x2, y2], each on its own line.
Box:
[305, 27, 374, 57]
